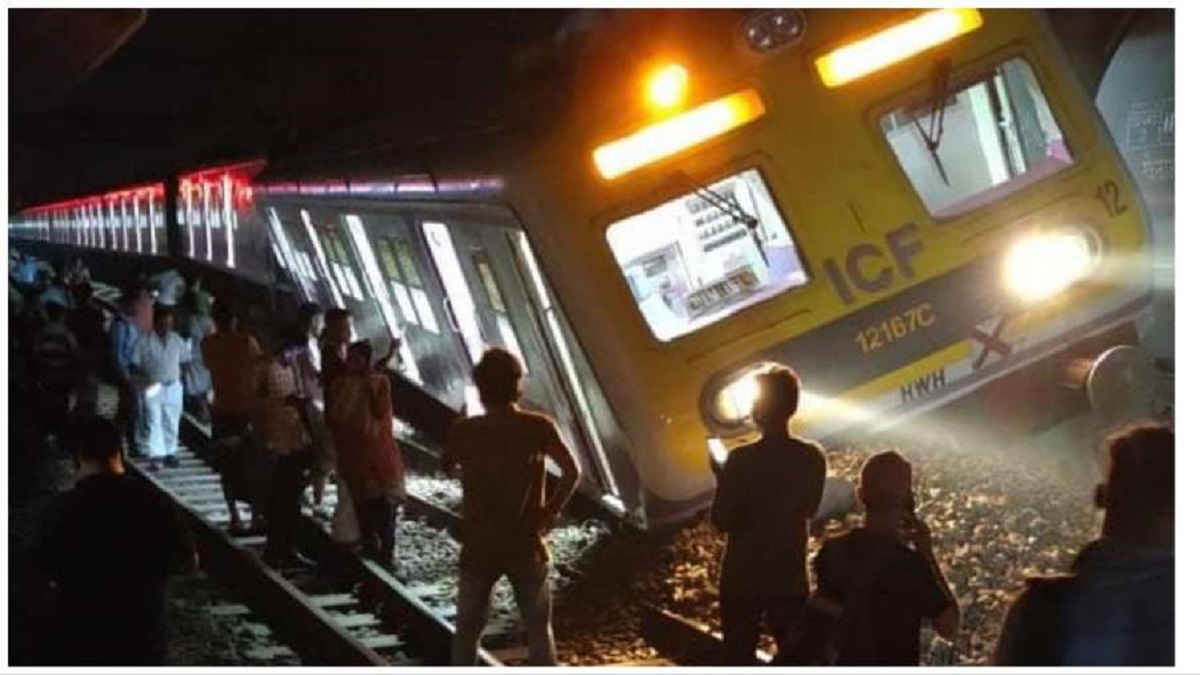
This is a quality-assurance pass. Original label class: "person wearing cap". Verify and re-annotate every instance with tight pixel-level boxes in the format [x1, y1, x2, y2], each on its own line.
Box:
[809, 450, 959, 665]
[710, 366, 827, 665]
[994, 423, 1173, 665]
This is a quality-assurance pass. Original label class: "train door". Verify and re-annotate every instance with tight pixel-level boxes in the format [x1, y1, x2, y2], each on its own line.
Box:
[347, 213, 475, 411]
[307, 210, 385, 343]
[419, 219, 621, 496]
[264, 206, 324, 304]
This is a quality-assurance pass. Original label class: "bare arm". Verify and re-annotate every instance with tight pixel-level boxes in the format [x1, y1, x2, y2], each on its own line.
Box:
[541, 423, 580, 526]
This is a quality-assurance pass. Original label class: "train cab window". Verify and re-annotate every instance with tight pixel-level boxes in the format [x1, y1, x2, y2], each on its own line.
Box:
[882, 57, 1073, 219]
[606, 167, 808, 342]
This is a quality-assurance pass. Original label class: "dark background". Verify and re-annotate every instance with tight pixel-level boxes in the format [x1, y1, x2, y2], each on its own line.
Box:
[8, 8, 1144, 209]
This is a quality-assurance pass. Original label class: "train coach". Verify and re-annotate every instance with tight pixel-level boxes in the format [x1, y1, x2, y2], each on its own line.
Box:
[11, 9, 1154, 528]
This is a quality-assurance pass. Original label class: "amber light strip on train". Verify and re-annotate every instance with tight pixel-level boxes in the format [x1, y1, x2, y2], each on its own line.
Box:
[815, 8, 983, 88]
[592, 89, 766, 180]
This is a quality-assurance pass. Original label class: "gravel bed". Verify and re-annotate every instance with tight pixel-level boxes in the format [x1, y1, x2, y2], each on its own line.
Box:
[620, 431, 1098, 665]
[166, 574, 300, 666]
[389, 465, 622, 660]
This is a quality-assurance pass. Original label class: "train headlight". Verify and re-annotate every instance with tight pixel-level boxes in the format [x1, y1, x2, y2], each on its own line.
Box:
[709, 361, 783, 427]
[742, 10, 806, 53]
[1003, 228, 1100, 302]
[646, 64, 689, 111]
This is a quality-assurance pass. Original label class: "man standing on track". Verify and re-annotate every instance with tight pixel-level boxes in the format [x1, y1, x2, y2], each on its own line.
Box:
[710, 366, 827, 665]
[109, 287, 149, 454]
[131, 305, 190, 471]
[203, 301, 267, 534]
[445, 348, 581, 666]
[808, 451, 959, 665]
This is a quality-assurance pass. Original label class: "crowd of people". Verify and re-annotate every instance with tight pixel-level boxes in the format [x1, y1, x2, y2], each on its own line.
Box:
[709, 365, 1174, 666]
[11, 252, 584, 665]
[9, 251, 1173, 666]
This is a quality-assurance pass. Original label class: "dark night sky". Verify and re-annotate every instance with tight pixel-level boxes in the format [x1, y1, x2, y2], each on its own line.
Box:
[9, 8, 1144, 209]
[9, 9, 574, 207]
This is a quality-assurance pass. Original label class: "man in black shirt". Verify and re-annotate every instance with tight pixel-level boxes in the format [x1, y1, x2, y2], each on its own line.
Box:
[711, 366, 827, 665]
[36, 416, 196, 665]
[811, 450, 959, 665]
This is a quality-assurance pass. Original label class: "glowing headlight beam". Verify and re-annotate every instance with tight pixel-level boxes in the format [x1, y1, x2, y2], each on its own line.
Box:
[1003, 230, 1098, 302]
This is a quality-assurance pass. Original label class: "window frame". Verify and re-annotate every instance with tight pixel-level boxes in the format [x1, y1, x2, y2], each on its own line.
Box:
[872, 46, 1083, 223]
[601, 163, 812, 344]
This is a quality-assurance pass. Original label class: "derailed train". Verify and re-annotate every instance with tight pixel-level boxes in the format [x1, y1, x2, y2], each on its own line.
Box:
[10, 9, 1154, 527]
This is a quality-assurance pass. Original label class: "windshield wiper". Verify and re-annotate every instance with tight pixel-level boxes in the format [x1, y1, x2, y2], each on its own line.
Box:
[674, 172, 769, 267]
[913, 59, 953, 186]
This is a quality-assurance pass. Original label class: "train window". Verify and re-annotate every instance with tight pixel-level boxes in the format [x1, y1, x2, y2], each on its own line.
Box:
[301, 209, 346, 309]
[472, 252, 529, 370]
[606, 167, 808, 342]
[346, 214, 402, 338]
[882, 57, 1073, 219]
[323, 231, 365, 302]
[473, 255, 507, 314]
[390, 239, 440, 333]
[376, 239, 421, 327]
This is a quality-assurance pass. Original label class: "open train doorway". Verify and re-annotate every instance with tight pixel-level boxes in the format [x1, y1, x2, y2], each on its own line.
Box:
[419, 218, 623, 504]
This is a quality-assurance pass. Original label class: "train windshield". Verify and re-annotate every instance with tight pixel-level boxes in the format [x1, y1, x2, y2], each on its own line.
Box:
[882, 57, 1073, 219]
[606, 167, 808, 342]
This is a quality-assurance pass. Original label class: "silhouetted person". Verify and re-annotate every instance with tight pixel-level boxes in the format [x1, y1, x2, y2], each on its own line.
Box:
[110, 287, 150, 453]
[710, 366, 826, 665]
[16, 252, 38, 285]
[292, 303, 333, 515]
[258, 338, 315, 568]
[30, 301, 79, 437]
[36, 416, 195, 665]
[67, 283, 107, 417]
[994, 423, 1174, 665]
[178, 289, 215, 423]
[320, 308, 398, 544]
[445, 348, 581, 665]
[38, 274, 72, 313]
[327, 340, 406, 567]
[809, 451, 959, 665]
[203, 301, 265, 534]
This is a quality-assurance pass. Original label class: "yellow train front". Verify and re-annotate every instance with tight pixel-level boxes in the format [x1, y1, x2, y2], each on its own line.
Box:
[507, 9, 1153, 525]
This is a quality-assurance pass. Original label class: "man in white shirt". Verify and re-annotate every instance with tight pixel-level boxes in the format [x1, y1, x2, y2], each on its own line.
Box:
[132, 306, 191, 469]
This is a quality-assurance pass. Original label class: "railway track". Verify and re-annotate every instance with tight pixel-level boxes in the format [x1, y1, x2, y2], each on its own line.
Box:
[81, 282, 521, 666]
[99, 394, 501, 666]
[88, 275, 741, 666]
